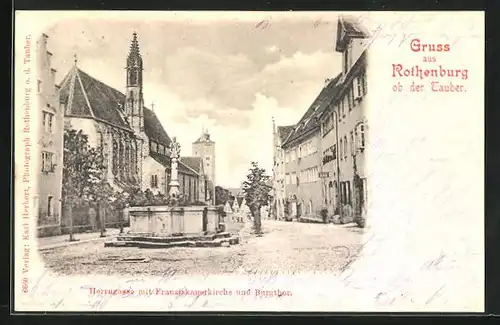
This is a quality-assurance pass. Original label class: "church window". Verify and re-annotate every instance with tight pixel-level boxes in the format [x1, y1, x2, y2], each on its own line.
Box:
[151, 141, 158, 153]
[112, 141, 118, 176]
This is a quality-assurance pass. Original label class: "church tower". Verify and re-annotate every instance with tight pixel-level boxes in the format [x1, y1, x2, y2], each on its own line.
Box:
[125, 32, 144, 133]
[125, 32, 146, 187]
[192, 129, 216, 205]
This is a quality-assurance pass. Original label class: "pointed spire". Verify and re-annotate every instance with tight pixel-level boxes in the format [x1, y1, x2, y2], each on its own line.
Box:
[73, 53, 78, 66]
[151, 101, 155, 112]
[127, 31, 142, 66]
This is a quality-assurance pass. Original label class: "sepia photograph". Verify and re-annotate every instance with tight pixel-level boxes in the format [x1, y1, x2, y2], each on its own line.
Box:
[34, 14, 370, 277]
[14, 11, 484, 312]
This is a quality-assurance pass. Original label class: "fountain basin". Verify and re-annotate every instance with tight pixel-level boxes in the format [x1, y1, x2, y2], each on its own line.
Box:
[105, 205, 240, 248]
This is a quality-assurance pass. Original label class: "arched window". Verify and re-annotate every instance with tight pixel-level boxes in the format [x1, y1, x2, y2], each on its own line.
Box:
[112, 140, 118, 176]
[124, 144, 129, 179]
[118, 141, 124, 179]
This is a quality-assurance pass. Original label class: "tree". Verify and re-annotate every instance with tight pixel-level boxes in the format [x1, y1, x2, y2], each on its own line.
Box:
[242, 161, 272, 235]
[215, 186, 230, 206]
[62, 129, 108, 240]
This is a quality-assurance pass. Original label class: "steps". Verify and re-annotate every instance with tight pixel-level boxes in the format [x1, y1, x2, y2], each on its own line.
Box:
[104, 232, 240, 249]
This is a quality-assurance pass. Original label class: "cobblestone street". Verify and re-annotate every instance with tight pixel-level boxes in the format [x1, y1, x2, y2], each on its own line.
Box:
[40, 220, 364, 276]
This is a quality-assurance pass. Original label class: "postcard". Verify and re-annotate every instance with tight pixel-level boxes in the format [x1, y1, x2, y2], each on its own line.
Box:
[13, 11, 484, 312]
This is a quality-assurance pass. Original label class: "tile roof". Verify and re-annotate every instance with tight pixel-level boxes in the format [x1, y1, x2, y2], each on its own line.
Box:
[180, 156, 203, 174]
[277, 125, 295, 143]
[178, 161, 199, 177]
[282, 73, 343, 148]
[149, 152, 170, 168]
[143, 107, 172, 147]
[149, 152, 199, 177]
[193, 130, 215, 144]
[336, 16, 370, 52]
[59, 67, 171, 146]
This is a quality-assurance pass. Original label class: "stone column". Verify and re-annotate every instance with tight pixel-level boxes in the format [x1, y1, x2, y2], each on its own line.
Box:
[168, 137, 181, 199]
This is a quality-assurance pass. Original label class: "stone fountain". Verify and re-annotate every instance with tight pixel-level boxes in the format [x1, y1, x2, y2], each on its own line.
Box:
[105, 137, 240, 248]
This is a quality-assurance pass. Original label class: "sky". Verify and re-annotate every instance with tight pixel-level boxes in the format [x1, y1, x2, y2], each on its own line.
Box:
[45, 13, 343, 188]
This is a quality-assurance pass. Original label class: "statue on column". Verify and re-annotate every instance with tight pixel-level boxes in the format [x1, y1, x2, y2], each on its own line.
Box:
[168, 137, 181, 201]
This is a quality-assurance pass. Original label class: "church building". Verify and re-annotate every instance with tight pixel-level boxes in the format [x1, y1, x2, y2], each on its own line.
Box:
[59, 32, 209, 204]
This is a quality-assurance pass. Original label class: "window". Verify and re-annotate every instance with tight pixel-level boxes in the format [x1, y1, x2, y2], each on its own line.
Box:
[350, 131, 354, 156]
[343, 96, 348, 117]
[347, 181, 352, 205]
[362, 74, 367, 95]
[359, 123, 366, 149]
[41, 151, 54, 172]
[343, 49, 349, 74]
[344, 135, 348, 158]
[47, 196, 54, 217]
[349, 88, 355, 110]
[340, 139, 343, 160]
[354, 128, 358, 152]
[42, 111, 54, 133]
[150, 174, 158, 188]
[151, 141, 158, 153]
[37, 80, 42, 93]
[348, 89, 353, 111]
[355, 77, 363, 99]
[158, 144, 164, 155]
[205, 157, 210, 160]
[285, 173, 290, 185]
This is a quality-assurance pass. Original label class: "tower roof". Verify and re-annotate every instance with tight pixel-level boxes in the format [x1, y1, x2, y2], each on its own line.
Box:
[127, 32, 143, 67]
[193, 129, 214, 144]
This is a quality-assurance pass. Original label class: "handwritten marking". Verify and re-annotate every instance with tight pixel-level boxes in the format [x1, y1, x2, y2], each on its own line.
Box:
[425, 285, 445, 305]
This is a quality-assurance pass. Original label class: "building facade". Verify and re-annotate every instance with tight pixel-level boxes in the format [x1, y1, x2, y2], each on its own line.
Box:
[59, 32, 209, 209]
[319, 17, 369, 218]
[281, 76, 341, 219]
[192, 130, 216, 204]
[35, 33, 65, 236]
[276, 16, 369, 221]
[271, 120, 294, 220]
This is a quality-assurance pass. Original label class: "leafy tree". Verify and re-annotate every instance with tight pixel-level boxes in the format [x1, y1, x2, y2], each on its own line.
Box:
[242, 161, 272, 235]
[62, 129, 107, 204]
[215, 186, 230, 206]
[62, 129, 109, 239]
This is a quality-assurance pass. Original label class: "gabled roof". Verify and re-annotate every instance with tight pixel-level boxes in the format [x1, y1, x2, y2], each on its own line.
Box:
[282, 73, 343, 148]
[150, 152, 199, 177]
[144, 108, 171, 147]
[180, 156, 203, 174]
[335, 16, 370, 52]
[277, 125, 294, 144]
[59, 66, 171, 146]
[319, 50, 367, 120]
[178, 161, 199, 177]
[150, 152, 170, 168]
